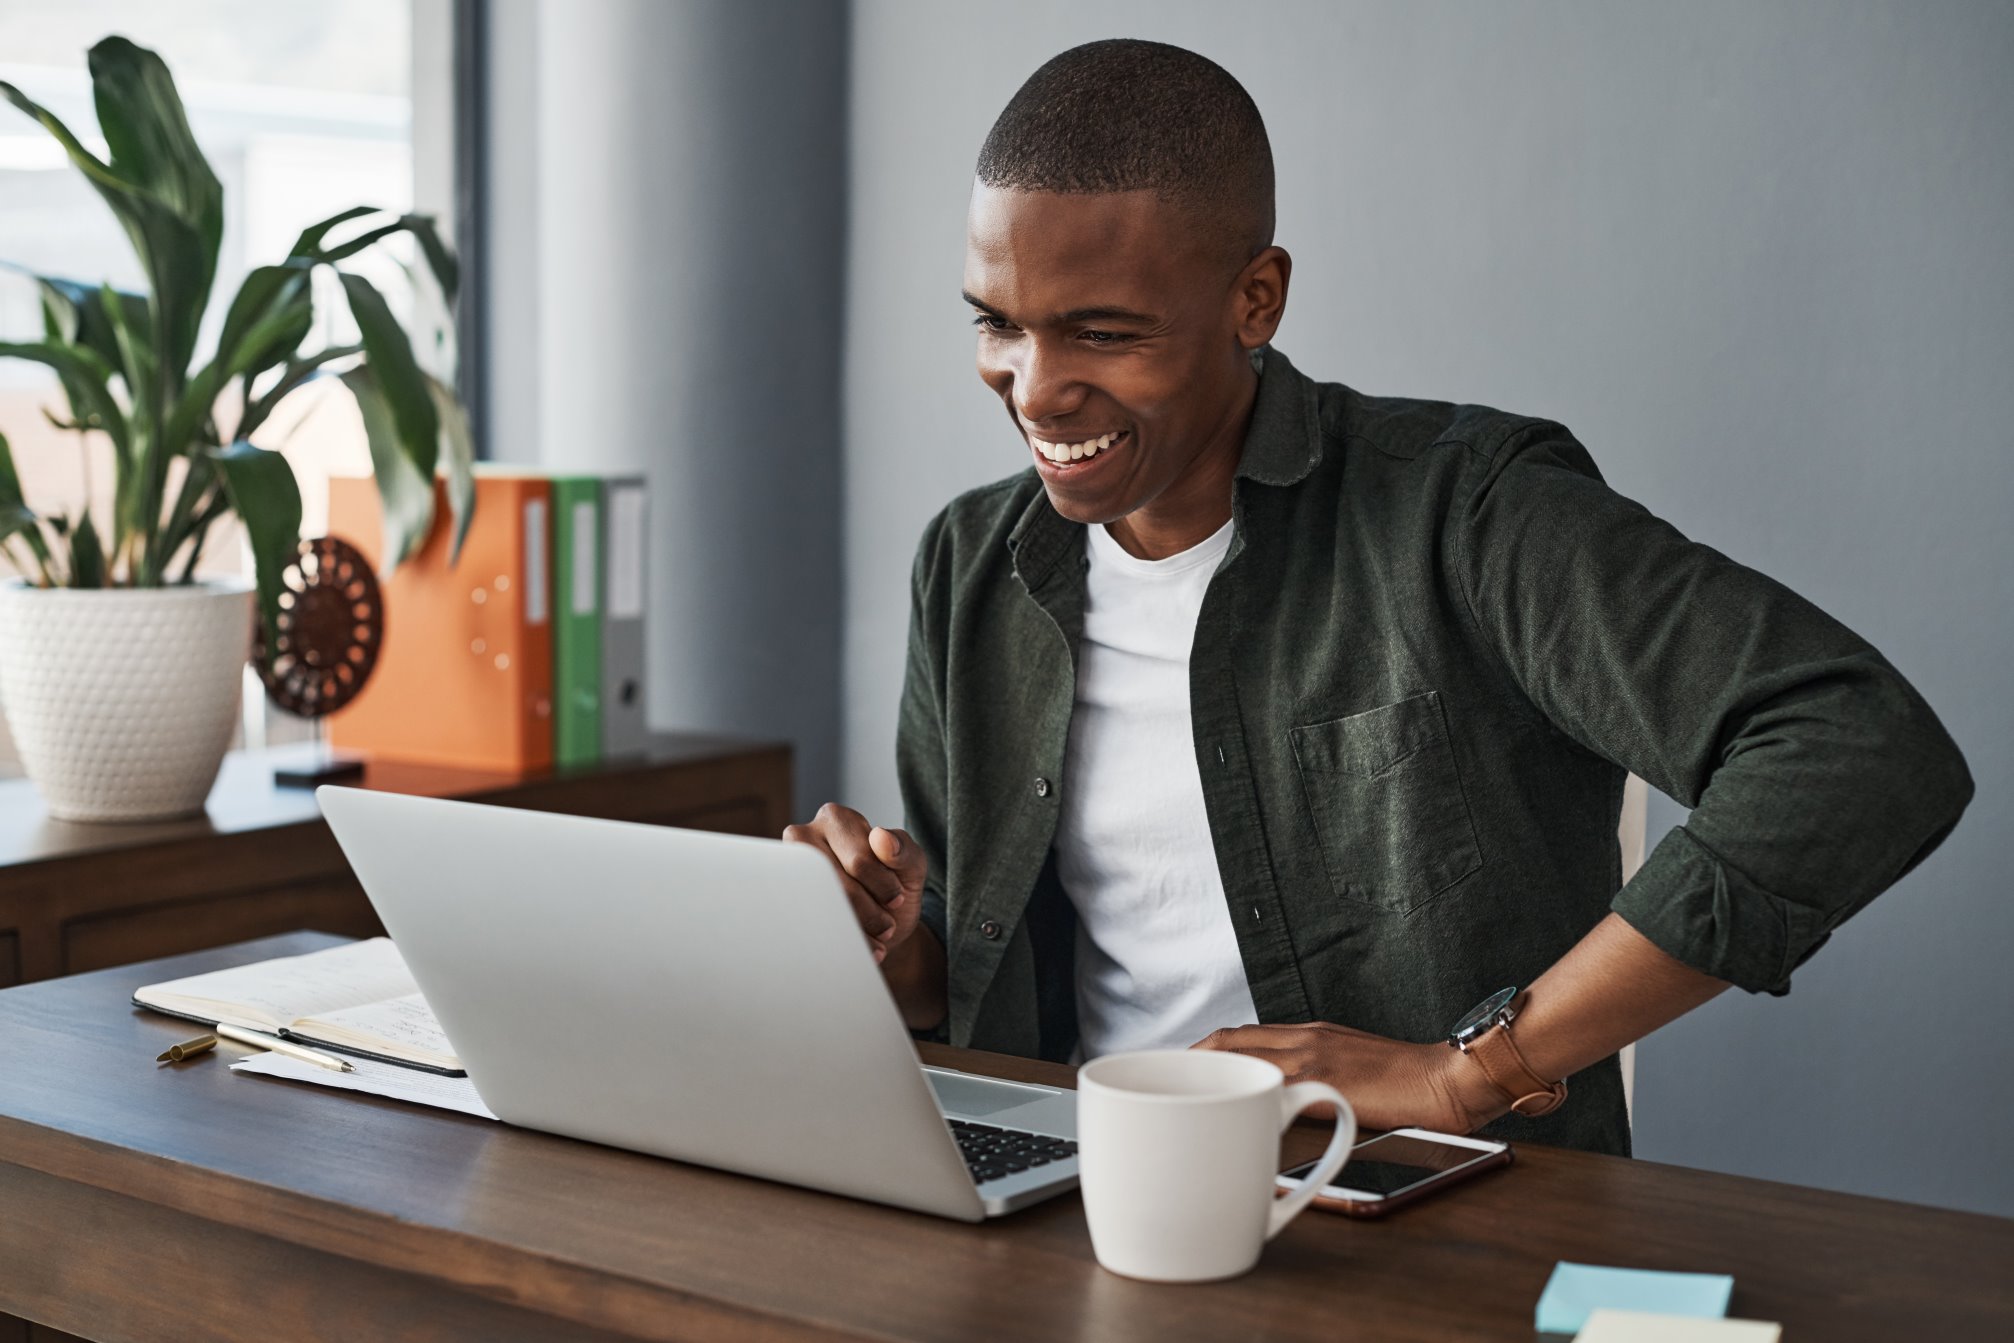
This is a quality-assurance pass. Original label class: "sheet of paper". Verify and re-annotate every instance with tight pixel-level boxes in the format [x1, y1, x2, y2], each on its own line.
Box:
[232, 1050, 496, 1120]
[293, 992, 460, 1069]
[1537, 1262, 1734, 1335]
[135, 937, 418, 1028]
[1576, 1310, 1781, 1342]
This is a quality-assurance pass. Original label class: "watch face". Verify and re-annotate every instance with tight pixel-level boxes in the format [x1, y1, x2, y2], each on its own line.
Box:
[1450, 987, 1518, 1042]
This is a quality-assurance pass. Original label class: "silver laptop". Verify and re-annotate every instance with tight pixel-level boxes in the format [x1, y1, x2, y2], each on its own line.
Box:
[316, 786, 1078, 1221]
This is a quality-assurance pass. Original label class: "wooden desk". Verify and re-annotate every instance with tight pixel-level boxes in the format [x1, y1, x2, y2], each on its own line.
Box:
[2, 935, 2009, 1342]
[0, 736, 790, 987]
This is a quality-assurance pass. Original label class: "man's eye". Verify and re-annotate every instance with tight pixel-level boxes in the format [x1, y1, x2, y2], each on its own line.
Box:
[1080, 329, 1133, 345]
[971, 314, 1012, 332]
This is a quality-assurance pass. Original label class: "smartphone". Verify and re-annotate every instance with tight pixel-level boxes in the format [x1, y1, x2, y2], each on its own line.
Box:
[1276, 1128, 1512, 1217]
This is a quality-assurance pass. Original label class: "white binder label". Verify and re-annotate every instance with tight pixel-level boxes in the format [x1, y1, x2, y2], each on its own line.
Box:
[523, 498, 548, 625]
[571, 500, 598, 616]
[608, 484, 645, 619]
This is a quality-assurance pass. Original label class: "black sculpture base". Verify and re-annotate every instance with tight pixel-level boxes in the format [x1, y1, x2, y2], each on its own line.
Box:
[272, 748, 367, 789]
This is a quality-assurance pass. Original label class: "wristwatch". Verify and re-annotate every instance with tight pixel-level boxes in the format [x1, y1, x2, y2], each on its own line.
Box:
[1446, 987, 1567, 1118]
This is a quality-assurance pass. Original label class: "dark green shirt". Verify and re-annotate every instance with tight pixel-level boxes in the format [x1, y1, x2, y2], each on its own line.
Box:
[898, 348, 1972, 1154]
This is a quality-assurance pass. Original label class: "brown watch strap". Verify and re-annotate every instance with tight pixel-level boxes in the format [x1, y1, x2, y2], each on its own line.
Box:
[1463, 1020, 1568, 1117]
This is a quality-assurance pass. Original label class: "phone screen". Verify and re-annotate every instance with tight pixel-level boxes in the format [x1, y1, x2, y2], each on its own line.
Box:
[1282, 1133, 1494, 1197]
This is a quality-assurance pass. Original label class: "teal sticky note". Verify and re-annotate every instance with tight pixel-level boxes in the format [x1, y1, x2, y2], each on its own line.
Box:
[1535, 1262, 1734, 1336]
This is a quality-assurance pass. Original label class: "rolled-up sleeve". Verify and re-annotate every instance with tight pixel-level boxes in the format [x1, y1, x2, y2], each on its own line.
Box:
[1458, 424, 1973, 994]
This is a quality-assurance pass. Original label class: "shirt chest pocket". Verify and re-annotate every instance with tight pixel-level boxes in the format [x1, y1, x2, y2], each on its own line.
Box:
[1289, 691, 1483, 916]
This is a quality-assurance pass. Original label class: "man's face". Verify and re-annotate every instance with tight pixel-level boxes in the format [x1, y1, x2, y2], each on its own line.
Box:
[963, 184, 1267, 526]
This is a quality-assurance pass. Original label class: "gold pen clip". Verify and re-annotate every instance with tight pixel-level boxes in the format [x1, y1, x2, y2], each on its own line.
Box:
[157, 1033, 218, 1063]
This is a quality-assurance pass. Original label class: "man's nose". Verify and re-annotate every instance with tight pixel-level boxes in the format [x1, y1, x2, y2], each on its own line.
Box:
[1013, 343, 1085, 426]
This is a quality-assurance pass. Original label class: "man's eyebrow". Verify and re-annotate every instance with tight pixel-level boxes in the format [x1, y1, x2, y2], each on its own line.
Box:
[960, 292, 1160, 325]
[1055, 305, 1158, 325]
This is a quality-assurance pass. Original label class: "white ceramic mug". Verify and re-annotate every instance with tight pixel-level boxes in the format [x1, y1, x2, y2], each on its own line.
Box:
[1076, 1049, 1357, 1282]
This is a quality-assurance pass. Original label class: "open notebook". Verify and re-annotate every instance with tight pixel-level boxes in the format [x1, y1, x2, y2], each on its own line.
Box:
[133, 938, 462, 1076]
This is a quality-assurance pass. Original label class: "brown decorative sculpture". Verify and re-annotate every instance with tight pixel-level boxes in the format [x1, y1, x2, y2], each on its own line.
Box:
[254, 536, 383, 786]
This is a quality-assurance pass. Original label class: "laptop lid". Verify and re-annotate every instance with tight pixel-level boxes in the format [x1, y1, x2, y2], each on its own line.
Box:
[316, 787, 988, 1221]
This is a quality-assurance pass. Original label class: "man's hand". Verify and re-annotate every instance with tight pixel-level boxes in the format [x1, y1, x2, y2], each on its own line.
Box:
[782, 803, 928, 965]
[1193, 1021, 1507, 1134]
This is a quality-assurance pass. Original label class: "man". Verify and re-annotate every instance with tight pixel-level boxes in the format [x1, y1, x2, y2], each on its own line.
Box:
[784, 39, 1971, 1153]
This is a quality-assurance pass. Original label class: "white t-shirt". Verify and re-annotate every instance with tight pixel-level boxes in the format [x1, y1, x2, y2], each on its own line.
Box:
[1056, 517, 1260, 1059]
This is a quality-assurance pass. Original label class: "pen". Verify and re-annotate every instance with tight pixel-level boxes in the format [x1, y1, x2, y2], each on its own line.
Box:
[215, 1023, 356, 1073]
[156, 1032, 217, 1063]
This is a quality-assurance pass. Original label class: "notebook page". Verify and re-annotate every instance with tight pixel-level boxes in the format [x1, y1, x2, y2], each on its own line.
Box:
[291, 992, 460, 1070]
[134, 938, 418, 1029]
[232, 1050, 496, 1120]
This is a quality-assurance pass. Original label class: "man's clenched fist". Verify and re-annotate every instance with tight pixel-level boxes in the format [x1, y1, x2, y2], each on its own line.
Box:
[782, 803, 929, 964]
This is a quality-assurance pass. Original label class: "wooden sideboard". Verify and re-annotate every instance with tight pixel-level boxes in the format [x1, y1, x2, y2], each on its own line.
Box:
[0, 735, 791, 987]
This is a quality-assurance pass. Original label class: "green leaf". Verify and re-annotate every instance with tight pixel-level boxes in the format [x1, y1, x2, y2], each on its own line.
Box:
[1, 337, 140, 558]
[86, 36, 222, 374]
[205, 440, 302, 639]
[426, 374, 476, 565]
[0, 501, 38, 552]
[28, 272, 150, 373]
[88, 39, 222, 233]
[291, 208, 457, 306]
[68, 511, 107, 588]
[0, 79, 132, 195]
[339, 271, 438, 479]
[399, 213, 459, 308]
[215, 264, 312, 380]
[0, 429, 26, 509]
[321, 218, 457, 306]
[341, 365, 435, 572]
[0, 340, 130, 455]
[0, 430, 57, 580]
[160, 266, 314, 464]
[236, 342, 363, 442]
[155, 452, 218, 572]
[172, 487, 232, 584]
[27, 279, 146, 520]
[289, 204, 377, 260]
[98, 281, 156, 408]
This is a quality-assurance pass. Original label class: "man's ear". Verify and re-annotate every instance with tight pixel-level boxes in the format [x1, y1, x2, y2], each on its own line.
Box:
[1233, 245, 1292, 349]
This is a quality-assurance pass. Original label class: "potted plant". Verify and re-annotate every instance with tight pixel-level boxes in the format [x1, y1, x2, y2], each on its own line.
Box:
[0, 36, 474, 821]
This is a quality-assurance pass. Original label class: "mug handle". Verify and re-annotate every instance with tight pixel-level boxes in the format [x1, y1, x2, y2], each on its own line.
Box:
[1266, 1081, 1358, 1241]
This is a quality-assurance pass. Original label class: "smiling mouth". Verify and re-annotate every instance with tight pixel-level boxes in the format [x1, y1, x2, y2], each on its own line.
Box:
[1030, 429, 1128, 466]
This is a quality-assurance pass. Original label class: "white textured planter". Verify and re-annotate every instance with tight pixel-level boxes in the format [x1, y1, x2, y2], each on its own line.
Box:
[0, 580, 254, 822]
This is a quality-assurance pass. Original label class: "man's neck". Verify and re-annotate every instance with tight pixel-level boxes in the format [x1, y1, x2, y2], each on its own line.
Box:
[1104, 363, 1259, 560]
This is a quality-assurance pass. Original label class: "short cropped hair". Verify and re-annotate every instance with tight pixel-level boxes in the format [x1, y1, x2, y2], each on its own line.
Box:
[976, 39, 1275, 261]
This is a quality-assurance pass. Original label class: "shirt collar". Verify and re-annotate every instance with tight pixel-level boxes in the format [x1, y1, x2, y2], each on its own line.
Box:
[1234, 346, 1325, 488]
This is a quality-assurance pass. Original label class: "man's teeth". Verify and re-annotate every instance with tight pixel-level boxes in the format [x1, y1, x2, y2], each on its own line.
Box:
[1034, 431, 1120, 463]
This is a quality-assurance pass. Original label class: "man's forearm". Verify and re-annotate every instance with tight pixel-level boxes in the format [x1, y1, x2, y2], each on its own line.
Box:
[1488, 912, 1729, 1092]
[884, 924, 948, 1032]
[1198, 911, 1735, 1132]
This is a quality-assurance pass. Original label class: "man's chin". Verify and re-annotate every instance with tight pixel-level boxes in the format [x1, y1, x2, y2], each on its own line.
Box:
[1039, 482, 1132, 528]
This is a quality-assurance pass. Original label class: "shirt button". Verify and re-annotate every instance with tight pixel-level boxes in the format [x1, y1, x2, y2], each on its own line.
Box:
[1034, 776, 1051, 798]
[980, 919, 1003, 941]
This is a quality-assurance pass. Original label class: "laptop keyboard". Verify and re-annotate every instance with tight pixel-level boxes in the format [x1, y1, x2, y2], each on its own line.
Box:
[950, 1119, 1077, 1185]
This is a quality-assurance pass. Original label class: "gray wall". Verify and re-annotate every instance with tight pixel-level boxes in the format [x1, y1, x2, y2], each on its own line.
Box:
[486, 0, 847, 813]
[844, 1, 2014, 1214]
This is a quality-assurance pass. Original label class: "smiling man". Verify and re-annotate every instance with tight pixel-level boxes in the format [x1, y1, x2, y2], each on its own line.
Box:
[784, 39, 1972, 1152]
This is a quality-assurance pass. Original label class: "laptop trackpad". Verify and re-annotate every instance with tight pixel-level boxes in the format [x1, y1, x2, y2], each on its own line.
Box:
[925, 1067, 1075, 1135]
